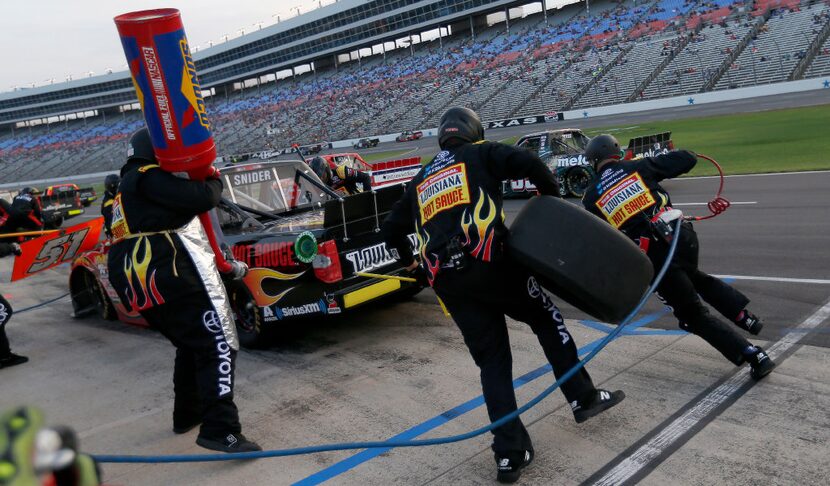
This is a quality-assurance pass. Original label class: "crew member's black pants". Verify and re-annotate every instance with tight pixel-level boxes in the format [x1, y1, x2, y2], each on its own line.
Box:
[646, 222, 752, 365]
[140, 292, 241, 438]
[433, 260, 595, 455]
[0, 294, 12, 357]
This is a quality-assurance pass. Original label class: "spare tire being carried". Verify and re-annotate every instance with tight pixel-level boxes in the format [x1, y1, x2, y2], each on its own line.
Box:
[507, 196, 653, 324]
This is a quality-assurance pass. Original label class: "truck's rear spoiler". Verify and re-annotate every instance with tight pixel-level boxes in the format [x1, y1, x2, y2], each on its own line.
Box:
[624, 131, 674, 160]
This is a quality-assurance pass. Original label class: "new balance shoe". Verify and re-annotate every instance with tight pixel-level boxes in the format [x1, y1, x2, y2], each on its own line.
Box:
[0, 353, 28, 369]
[196, 432, 262, 453]
[747, 347, 775, 380]
[495, 449, 534, 484]
[572, 389, 626, 424]
[735, 310, 763, 335]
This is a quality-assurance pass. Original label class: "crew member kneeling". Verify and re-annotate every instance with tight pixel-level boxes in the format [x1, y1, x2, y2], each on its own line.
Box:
[383, 107, 624, 484]
[107, 128, 260, 453]
[581, 134, 774, 380]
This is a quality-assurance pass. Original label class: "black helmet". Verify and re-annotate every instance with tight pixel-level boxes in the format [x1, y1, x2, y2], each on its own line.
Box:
[585, 134, 622, 167]
[438, 107, 484, 149]
[19, 187, 41, 196]
[104, 174, 121, 194]
[308, 156, 332, 185]
[127, 128, 156, 163]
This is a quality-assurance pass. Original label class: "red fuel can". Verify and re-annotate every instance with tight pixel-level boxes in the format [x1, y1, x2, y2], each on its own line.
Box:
[115, 9, 215, 180]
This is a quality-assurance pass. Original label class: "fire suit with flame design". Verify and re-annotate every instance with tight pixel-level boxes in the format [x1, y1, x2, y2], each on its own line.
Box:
[382, 140, 604, 457]
[107, 158, 243, 440]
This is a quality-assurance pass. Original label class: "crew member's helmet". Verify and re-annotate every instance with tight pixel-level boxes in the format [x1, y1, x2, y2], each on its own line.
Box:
[308, 156, 332, 185]
[438, 107, 484, 149]
[127, 128, 156, 164]
[104, 174, 121, 195]
[585, 134, 623, 168]
[19, 187, 42, 196]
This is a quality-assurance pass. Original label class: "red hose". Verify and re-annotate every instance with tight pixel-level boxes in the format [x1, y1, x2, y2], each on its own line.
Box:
[685, 153, 730, 221]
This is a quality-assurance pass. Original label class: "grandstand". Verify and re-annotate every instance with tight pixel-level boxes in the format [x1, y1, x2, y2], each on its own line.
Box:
[2, 0, 830, 184]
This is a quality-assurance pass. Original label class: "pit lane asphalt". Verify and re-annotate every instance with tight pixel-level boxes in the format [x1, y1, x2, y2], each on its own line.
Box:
[2, 169, 828, 485]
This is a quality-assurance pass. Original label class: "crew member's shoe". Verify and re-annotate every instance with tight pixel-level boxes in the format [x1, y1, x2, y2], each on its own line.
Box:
[196, 432, 262, 453]
[735, 310, 763, 335]
[495, 449, 534, 484]
[0, 353, 28, 369]
[747, 347, 775, 380]
[572, 389, 626, 424]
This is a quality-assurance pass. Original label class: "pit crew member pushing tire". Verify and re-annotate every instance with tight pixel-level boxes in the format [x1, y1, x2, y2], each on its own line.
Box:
[107, 128, 260, 453]
[581, 134, 775, 380]
[382, 107, 624, 484]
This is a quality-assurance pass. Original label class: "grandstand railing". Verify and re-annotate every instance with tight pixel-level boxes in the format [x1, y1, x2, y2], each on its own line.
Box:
[703, 11, 769, 91]
[790, 10, 830, 80]
[626, 28, 698, 102]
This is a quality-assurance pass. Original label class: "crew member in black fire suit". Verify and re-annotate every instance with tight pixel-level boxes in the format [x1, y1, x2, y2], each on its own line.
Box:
[308, 156, 372, 195]
[382, 108, 624, 484]
[100, 174, 120, 238]
[107, 128, 260, 453]
[0, 241, 27, 369]
[581, 134, 775, 380]
[3, 187, 44, 233]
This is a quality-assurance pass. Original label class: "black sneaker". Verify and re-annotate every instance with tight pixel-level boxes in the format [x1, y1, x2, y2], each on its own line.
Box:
[572, 389, 626, 424]
[748, 348, 776, 380]
[735, 310, 763, 335]
[495, 449, 534, 484]
[0, 353, 28, 369]
[196, 432, 262, 453]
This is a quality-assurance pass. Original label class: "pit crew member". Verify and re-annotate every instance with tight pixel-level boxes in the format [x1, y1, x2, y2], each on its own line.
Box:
[3, 187, 43, 233]
[107, 128, 260, 453]
[100, 174, 120, 238]
[382, 107, 624, 483]
[308, 156, 372, 195]
[581, 134, 774, 380]
[0, 241, 27, 369]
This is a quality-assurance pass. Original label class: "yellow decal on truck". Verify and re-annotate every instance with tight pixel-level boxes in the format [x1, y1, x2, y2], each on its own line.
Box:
[343, 279, 401, 308]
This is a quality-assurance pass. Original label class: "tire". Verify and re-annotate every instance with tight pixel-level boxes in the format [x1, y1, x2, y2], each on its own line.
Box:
[507, 196, 654, 323]
[82, 270, 116, 320]
[230, 286, 267, 349]
[565, 166, 594, 198]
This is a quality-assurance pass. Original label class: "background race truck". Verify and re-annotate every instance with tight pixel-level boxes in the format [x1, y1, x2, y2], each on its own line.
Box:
[395, 130, 423, 142]
[0, 187, 85, 229]
[45, 183, 97, 207]
[353, 138, 380, 149]
[506, 129, 674, 198]
[70, 160, 423, 348]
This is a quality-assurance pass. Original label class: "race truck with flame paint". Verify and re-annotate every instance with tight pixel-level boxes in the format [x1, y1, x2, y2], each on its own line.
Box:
[69, 159, 422, 348]
[505, 129, 674, 198]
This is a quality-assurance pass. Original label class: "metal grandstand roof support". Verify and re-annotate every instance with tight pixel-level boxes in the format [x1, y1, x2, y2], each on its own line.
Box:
[505, 7, 510, 35]
[439, 25, 443, 51]
[586, 0, 590, 15]
[470, 16, 476, 40]
[542, 0, 548, 25]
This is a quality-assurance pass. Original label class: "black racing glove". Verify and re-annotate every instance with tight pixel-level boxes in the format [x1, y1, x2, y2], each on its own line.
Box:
[11, 243, 22, 256]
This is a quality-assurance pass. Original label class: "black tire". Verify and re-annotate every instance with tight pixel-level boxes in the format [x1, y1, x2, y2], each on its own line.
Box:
[565, 166, 595, 198]
[82, 270, 116, 320]
[507, 196, 653, 323]
[230, 286, 267, 349]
